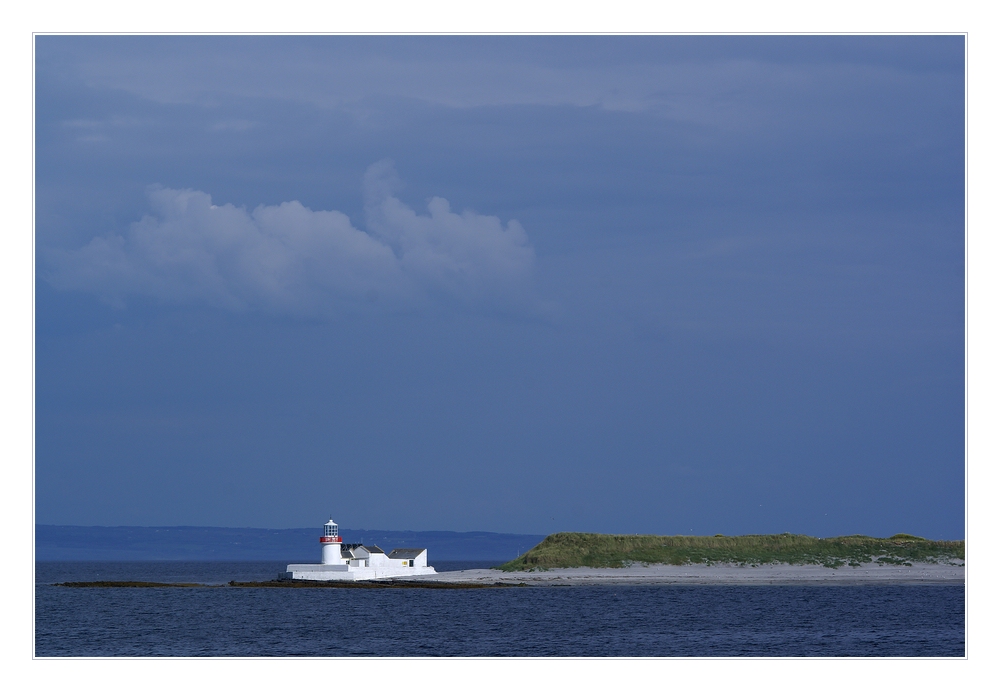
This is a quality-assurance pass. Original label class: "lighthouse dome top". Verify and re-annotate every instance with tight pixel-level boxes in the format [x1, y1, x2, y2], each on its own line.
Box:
[323, 519, 339, 538]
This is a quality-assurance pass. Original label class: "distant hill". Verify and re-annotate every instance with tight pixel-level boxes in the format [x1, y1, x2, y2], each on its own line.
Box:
[498, 532, 966, 570]
[36, 525, 546, 562]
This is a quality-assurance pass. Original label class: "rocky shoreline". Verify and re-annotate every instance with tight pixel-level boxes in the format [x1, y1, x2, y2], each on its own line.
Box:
[53, 561, 965, 588]
[410, 561, 966, 586]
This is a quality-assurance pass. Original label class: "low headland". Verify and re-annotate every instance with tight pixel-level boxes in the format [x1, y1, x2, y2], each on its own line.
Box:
[410, 532, 966, 586]
[496, 532, 965, 571]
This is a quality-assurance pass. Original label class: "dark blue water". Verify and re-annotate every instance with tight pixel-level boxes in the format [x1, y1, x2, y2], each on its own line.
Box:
[35, 562, 965, 657]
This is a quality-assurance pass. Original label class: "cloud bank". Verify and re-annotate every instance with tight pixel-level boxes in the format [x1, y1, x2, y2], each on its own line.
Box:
[46, 162, 536, 315]
[54, 37, 960, 138]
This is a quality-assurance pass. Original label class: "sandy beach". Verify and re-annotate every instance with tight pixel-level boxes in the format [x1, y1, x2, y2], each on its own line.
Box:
[409, 562, 965, 586]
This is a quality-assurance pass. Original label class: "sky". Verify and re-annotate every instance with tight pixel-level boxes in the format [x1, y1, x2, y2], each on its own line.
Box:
[34, 35, 965, 538]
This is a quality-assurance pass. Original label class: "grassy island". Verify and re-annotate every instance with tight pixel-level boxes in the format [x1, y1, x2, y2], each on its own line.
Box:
[496, 532, 965, 571]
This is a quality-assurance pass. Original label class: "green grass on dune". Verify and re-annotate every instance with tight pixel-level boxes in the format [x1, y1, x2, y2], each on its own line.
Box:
[496, 532, 965, 571]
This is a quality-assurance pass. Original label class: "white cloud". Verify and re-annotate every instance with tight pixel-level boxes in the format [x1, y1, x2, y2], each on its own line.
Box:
[45, 162, 536, 316]
[210, 119, 258, 132]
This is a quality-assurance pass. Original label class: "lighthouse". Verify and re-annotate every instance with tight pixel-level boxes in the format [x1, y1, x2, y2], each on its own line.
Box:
[320, 518, 344, 565]
[285, 517, 437, 580]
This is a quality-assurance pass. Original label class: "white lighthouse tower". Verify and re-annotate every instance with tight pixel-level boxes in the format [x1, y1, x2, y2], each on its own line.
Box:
[320, 518, 344, 565]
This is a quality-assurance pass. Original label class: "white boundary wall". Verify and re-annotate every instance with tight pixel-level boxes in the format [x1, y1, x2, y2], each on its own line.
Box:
[287, 549, 436, 581]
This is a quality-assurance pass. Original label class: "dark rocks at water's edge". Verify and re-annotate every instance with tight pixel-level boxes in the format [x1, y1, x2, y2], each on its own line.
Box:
[53, 579, 518, 589]
[35, 525, 546, 562]
[55, 581, 217, 588]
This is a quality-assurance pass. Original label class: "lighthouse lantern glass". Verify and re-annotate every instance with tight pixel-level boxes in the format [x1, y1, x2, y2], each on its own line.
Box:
[325, 521, 338, 538]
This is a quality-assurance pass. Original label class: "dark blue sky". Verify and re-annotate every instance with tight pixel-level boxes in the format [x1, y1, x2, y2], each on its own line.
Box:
[35, 36, 965, 538]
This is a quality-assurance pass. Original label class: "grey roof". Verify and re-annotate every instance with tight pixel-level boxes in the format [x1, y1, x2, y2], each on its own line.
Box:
[365, 545, 385, 554]
[387, 548, 426, 559]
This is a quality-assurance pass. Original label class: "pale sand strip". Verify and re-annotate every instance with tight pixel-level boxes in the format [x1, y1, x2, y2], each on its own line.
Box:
[404, 562, 964, 586]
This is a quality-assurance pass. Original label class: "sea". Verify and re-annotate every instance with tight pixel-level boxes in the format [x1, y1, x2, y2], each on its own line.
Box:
[35, 561, 965, 657]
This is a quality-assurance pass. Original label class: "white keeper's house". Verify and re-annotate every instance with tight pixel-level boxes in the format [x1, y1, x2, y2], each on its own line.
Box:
[285, 519, 437, 581]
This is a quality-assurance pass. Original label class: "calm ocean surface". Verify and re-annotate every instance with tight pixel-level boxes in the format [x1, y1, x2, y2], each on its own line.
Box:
[35, 562, 965, 657]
